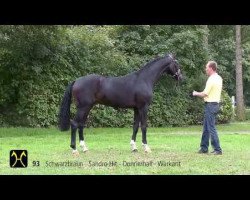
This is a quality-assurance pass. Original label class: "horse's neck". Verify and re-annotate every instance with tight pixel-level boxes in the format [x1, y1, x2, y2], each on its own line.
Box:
[140, 59, 169, 86]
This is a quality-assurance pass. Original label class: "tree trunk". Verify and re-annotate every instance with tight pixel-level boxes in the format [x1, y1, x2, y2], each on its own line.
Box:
[235, 25, 245, 120]
[201, 25, 209, 59]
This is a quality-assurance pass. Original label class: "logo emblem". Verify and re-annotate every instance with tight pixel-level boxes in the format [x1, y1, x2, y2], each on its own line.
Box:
[10, 150, 28, 168]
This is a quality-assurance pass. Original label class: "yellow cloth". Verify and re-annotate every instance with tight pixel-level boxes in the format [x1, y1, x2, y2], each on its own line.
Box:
[203, 73, 223, 103]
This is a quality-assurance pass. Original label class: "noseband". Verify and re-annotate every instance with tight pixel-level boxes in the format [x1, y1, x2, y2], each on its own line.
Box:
[168, 55, 180, 79]
[173, 68, 180, 79]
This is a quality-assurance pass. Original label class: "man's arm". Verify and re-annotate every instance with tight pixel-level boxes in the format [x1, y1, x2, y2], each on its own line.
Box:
[192, 91, 208, 98]
[193, 77, 211, 98]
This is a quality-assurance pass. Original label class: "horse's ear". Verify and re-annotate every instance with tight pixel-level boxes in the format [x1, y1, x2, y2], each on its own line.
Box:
[168, 53, 176, 59]
[172, 53, 176, 59]
[166, 53, 171, 58]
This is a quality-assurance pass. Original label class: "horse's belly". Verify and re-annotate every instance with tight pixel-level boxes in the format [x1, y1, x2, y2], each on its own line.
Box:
[98, 95, 135, 108]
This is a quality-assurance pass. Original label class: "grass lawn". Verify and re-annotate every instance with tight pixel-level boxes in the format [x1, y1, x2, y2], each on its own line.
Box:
[0, 121, 249, 175]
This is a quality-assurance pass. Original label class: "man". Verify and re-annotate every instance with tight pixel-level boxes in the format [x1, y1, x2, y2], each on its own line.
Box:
[193, 61, 223, 155]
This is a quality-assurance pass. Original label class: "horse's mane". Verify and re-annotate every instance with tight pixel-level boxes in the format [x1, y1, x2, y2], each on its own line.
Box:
[137, 56, 163, 72]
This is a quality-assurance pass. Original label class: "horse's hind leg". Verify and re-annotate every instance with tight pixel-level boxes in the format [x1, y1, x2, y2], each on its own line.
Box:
[78, 106, 92, 152]
[70, 106, 89, 155]
[70, 119, 79, 156]
[130, 108, 139, 152]
[78, 126, 87, 152]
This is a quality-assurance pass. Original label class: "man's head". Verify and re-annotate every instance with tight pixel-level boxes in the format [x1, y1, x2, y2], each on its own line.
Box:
[205, 61, 217, 76]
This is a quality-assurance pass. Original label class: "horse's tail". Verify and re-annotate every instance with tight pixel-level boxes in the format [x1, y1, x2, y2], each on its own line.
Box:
[58, 81, 75, 131]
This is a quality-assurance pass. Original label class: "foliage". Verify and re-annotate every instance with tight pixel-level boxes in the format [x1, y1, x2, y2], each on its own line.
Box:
[208, 25, 250, 107]
[246, 109, 250, 120]
[0, 25, 246, 127]
[218, 90, 234, 123]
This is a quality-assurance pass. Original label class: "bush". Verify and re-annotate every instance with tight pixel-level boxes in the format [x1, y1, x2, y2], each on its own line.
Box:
[0, 25, 235, 127]
[217, 90, 233, 123]
[246, 109, 250, 120]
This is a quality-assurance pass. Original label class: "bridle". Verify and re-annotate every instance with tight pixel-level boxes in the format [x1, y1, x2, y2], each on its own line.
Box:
[168, 54, 181, 79]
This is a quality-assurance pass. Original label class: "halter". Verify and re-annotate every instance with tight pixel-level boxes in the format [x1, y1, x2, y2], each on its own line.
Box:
[168, 55, 180, 79]
[173, 68, 181, 78]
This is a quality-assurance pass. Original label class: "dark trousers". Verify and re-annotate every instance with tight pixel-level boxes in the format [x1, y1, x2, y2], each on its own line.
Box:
[200, 102, 222, 152]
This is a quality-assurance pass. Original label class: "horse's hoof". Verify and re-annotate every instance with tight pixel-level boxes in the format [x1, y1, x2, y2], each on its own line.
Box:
[145, 149, 152, 153]
[144, 147, 152, 153]
[82, 148, 88, 153]
[81, 145, 88, 153]
[72, 150, 80, 157]
[131, 149, 138, 152]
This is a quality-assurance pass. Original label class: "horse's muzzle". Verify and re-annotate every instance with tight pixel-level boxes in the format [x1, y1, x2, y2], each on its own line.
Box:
[174, 73, 183, 81]
[177, 74, 183, 81]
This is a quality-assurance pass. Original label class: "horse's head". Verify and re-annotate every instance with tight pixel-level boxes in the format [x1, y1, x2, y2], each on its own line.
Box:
[165, 54, 183, 81]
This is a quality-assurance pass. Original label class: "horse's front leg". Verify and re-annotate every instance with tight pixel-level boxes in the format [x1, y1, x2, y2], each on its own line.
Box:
[130, 108, 139, 152]
[139, 105, 151, 153]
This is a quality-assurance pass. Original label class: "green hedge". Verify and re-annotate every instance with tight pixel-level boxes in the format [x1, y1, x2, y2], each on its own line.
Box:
[0, 25, 235, 127]
[246, 109, 250, 120]
[0, 77, 233, 128]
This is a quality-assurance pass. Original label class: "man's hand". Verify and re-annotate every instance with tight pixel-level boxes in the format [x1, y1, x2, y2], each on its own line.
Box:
[192, 90, 198, 96]
[192, 90, 207, 98]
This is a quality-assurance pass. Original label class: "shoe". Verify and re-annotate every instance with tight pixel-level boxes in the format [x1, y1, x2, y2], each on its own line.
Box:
[198, 149, 208, 154]
[211, 151, 222, 155]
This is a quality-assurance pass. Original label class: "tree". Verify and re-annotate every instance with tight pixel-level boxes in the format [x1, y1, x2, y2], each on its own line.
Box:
[235, 25, 245, 120]
[201, 25, 209, 60]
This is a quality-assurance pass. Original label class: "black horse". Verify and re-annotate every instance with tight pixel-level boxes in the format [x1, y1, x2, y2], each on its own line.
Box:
[59, 53, 182, 155]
